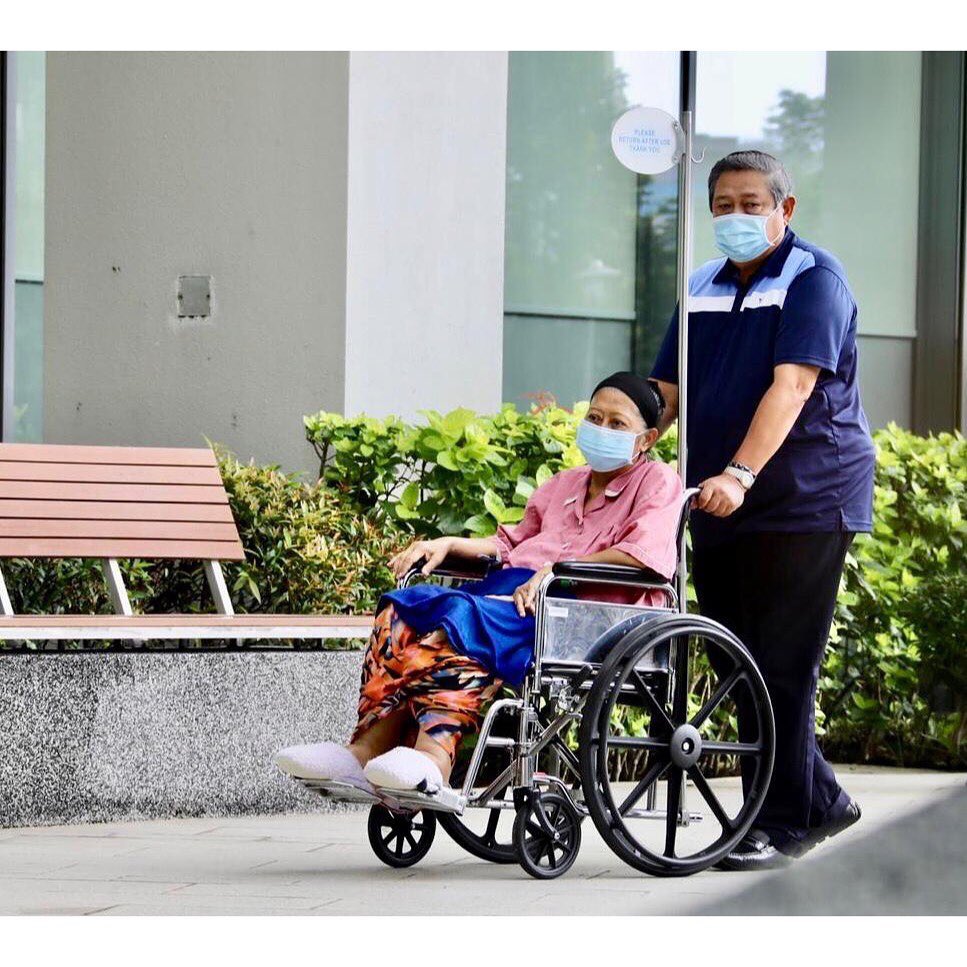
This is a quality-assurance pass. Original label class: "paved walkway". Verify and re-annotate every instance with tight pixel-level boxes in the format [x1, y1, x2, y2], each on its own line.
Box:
[1, 765, 962, 915]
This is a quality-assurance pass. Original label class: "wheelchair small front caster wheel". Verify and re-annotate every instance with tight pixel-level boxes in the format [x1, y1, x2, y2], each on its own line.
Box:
[367, 804, 436, 868]
[513, 791, 582, 879]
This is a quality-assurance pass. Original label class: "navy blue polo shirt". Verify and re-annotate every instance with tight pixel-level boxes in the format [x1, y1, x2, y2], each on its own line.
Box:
[651, 229, 875, 548]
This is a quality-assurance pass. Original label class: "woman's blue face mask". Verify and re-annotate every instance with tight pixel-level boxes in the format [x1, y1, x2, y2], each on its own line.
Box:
[712, 201, 785, 263]
[576, 420, 642, 472]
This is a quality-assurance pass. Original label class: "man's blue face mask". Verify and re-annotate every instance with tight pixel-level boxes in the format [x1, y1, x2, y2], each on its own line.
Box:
[576, 420, 642, 473]
[712, 201, 785, 263]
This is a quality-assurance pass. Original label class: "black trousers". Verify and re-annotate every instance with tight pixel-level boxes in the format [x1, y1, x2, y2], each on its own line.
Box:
[691, 531, 853, 850]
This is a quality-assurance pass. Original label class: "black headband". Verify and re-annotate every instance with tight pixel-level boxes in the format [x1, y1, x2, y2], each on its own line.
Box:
[590, 372, 664, 429]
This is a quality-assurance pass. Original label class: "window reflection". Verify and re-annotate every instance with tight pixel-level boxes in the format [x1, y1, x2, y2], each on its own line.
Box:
[503, 51, 679, 407]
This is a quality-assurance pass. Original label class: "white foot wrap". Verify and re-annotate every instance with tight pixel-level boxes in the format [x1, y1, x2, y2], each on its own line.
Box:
[274, 741, 373, 792]
[364, 747, 445, 793]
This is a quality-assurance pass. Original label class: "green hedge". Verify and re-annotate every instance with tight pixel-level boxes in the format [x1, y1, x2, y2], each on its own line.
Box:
[305, 401, 676, 536]
[820, 425, 966, 768]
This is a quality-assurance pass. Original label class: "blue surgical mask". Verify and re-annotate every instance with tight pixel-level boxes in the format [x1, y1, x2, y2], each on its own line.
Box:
[712, 202, 785, 263]
[576, 420, 640, 472]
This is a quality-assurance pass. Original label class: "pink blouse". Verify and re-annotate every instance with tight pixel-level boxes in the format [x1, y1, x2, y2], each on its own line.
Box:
[494, 458, 683, 584]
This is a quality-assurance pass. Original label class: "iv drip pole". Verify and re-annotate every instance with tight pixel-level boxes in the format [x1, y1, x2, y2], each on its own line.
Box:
[675, 50, 699, 611]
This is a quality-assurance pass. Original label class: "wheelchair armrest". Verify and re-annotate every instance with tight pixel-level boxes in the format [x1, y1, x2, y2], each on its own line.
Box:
[551, 560, 672, 587]
[413, 554, 500, 580]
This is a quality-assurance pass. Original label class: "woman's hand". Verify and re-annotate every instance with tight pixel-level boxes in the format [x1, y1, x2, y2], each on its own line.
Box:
[696, 474, 746, 518]
[512, 565, 553, 617]
[389, 537, 455, 580]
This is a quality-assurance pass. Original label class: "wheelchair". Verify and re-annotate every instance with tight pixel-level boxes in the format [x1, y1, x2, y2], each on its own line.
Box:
[300, 487, 776, 879]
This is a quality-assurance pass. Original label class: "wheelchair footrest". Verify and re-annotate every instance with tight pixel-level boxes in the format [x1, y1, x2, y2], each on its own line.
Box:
[299, 777, 466, 815]
[379, 785, 466, 815]
[301, 779, 381, 805]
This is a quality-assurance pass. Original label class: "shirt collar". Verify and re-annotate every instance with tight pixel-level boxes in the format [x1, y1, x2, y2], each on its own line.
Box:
[712, 228, 796, 287]
[596, 458, 646, 500]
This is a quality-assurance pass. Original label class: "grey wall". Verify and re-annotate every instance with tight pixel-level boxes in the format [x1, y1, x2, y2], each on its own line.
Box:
[343, 52, 508, 419]
[44, 52, 350, 478]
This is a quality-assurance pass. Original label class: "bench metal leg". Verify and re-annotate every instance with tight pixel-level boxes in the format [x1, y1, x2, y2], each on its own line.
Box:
[0, 565, 12, 617]
[203, 561, 243, 649]
[101, 559, 133, 616]
[0, 564, 23, 648]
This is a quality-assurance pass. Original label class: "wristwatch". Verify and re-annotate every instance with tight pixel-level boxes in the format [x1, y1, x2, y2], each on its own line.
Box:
[724, 461, 757, 490]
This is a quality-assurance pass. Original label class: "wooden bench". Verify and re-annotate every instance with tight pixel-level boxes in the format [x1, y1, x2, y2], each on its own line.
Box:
[0, 443, 373, 647]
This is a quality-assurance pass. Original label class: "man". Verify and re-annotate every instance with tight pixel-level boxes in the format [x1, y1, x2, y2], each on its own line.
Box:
[652, 149, 875, 870]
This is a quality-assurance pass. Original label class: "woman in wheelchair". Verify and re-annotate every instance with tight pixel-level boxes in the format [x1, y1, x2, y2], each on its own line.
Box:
[276, 372, 682, 801]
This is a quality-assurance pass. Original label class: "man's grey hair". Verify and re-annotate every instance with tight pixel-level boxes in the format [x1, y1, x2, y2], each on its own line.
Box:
[707, 150, 793, 209]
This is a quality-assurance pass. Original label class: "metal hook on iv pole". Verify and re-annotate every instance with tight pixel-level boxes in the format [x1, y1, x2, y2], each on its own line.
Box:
[671, 121, 705, 165]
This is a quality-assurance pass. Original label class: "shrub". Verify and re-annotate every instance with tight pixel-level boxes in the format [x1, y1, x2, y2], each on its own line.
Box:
[820, 425, 966, 767]
[305, 401, 677, 537]
[182, 449, 407, 617]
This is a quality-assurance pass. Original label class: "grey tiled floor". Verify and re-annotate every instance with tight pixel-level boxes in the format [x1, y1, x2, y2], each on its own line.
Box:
[1, 765, 962, 915]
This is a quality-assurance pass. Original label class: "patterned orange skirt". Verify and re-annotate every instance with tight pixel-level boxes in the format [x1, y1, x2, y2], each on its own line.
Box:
[350, 605, 503, 764]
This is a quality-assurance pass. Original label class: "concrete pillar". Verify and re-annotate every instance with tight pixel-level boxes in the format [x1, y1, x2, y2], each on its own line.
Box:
[343, 52, 508, 419]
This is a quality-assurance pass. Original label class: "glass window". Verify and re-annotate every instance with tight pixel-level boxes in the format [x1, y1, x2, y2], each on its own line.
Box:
[5, 51, 46, 442]
[504, 51, 927, 427]
[503, 51, 679, 408]
[693, 51, 921, 340]
[692, 51, 922, 427]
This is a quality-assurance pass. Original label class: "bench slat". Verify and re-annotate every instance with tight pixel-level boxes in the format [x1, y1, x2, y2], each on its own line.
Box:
[0, 462, 224, 486]
[0, 520, 241, 541]
[0, 538, 245, 560]
[0, 482, 230, 503]
[0, 614, 373, 626]
[0, 500, 236, 522]
[0, 444, 217, 466]
[0, 613, 374, 641]
[0, 443, 245, 567]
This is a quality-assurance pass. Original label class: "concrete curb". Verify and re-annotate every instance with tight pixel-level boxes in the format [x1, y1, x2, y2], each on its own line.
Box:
[0, 651, 364, 827]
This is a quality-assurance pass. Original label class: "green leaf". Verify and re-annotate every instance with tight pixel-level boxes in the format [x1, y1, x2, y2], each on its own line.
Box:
[514, 477, 535, 504]
[400, 481, 420, 510]
[483, 489, 506, 519]
[437, 450, 459, 472]
[463, 514, 495, 536]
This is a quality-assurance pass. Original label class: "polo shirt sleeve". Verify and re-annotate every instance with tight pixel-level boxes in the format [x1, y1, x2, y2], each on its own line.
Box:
[775, 267, 854, 376]
[650, 306, 680, 384]
[610, 466, 683, 579]
[494, 476, 553, 560]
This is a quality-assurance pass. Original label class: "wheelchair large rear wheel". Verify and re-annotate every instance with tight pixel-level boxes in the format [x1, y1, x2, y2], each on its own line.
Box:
[578, 614, 774, 877]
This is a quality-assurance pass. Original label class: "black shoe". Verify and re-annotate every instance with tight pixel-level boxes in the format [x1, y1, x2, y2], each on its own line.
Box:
[784, 799, 862, 858]
[715, 829, 794, 872]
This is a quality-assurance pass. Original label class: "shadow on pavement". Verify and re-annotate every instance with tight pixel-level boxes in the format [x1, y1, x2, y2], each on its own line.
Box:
[700, 784, 967, 915]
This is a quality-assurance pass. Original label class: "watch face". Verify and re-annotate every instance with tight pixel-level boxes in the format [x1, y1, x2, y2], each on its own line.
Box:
[726, 466, 753, 489]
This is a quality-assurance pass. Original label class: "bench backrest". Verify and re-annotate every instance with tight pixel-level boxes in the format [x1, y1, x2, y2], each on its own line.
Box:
[0, 443, 244, 561]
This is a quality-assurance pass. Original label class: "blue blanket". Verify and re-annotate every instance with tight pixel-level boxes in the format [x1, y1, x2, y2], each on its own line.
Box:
[381, 567, 537, 687]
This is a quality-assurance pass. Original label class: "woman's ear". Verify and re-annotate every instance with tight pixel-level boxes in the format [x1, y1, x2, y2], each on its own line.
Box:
[639, 427, 660, 454]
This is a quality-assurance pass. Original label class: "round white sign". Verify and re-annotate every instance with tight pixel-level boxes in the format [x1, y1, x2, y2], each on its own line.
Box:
[610, 106, 681, 174]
